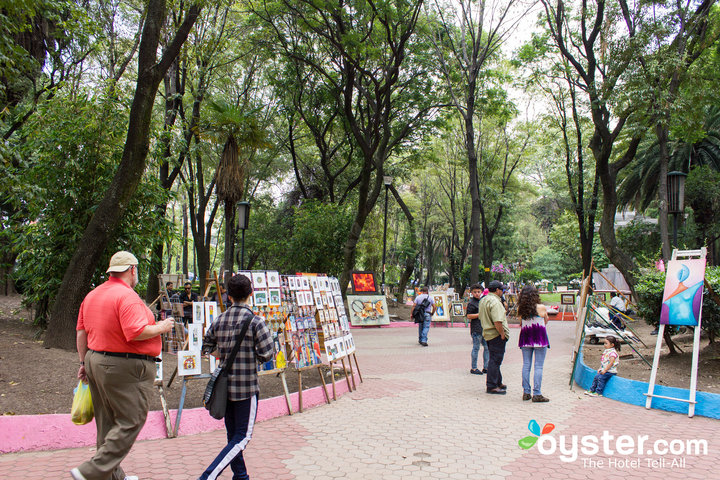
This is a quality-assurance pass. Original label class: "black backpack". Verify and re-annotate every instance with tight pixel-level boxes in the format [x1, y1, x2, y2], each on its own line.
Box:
[413, 296, 431, 323]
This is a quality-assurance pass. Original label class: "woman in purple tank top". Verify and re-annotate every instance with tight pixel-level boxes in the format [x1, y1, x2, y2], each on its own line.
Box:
[517, 285, 550, 403]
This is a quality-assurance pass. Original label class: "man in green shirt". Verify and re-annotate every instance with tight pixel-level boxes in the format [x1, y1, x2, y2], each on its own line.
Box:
[479, 280, 510, 394]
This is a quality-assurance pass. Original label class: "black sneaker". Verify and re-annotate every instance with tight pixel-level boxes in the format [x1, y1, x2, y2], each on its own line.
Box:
[470, 368, 483, 375]
[420, 342, 428, 346]
[486, 388, 506, 395]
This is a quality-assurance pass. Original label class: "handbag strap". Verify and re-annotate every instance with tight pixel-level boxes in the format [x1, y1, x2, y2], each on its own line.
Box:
[222, 305, 253, 370]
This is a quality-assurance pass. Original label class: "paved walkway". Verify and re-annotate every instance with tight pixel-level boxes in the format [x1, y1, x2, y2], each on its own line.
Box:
[1, 323, 718, 479]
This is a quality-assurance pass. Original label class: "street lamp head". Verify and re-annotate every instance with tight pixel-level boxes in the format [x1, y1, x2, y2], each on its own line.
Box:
[237, 201, 251, 230]
[383, 175, 393, 186]
[667, 171, 687, 214]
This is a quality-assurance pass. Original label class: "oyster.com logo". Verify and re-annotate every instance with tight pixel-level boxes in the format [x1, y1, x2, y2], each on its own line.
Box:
[518, 419, 555, 450]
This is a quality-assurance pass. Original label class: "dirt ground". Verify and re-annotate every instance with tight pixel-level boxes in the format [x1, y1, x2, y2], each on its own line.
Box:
[0, 294, 347, 416]
[581, 315, 720, 394]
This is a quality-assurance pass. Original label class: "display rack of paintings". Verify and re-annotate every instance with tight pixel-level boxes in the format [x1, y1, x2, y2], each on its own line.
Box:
[346, 295, 390, 326]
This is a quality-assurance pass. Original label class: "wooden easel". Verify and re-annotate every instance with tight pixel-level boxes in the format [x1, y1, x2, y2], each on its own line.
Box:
[154, 379, 175, 438]
[296, 363, 331, 413]
[203, 271, 226, 312]
[645, 248, 707, 417]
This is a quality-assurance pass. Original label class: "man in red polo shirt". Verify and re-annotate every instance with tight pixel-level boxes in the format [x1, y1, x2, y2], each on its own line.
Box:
[71, 251, 174, 480]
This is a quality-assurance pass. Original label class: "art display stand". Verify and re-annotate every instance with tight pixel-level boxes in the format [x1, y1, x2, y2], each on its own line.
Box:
[645, 248, 707, 417]
[203, 270, 226, 312]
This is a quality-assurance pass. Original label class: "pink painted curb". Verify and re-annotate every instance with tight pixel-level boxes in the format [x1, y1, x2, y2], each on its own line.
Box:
[0, 373, 359, 454]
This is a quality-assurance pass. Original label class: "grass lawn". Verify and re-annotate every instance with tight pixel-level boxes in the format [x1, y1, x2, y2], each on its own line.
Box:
[540, 293, 562, 304]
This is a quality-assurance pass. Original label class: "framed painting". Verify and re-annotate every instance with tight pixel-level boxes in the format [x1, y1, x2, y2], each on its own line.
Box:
[188, 323, 203, 350]
[661, 258, 706, 326]
[350, 271, 378, 295]
[154, 352, 163, 382]
[252, 271, 267, 289]
[266, 271, 281, 288]
[451, 302, 465, 317]
[193, 302, 204, 324]
[430, 292, 449, 321]
[254, 289, 268, 307]
[177, 350, 201, 376]
[560, 293, 576, 305]
[204, 302, 218, 328]
[347, 295, 389, 326]
[268, 288, 282, 306]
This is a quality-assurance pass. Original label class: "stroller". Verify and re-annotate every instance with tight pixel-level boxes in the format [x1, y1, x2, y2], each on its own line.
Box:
[584, 306, 641, 345]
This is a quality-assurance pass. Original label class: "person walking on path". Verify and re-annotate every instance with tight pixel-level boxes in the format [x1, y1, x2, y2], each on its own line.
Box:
[198, 274, 273, 480]
[466, 283, 489, 374]
[412, 286, 435, 347]
[72, 251, 175, 480]
[479, 280, 510, 394]
[517, 285, 550, 403]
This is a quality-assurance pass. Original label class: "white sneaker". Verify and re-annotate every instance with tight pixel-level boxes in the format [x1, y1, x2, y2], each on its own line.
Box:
[70, 468, 87, 480]
[125, 477, 139, 480]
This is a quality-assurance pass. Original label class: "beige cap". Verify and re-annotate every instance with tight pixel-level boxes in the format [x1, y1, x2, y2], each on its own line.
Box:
[106, 251, 139, 273]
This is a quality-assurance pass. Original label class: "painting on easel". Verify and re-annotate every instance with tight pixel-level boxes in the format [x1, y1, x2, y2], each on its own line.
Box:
[177, 350, 201, 376]
[661, 258, 706, 326]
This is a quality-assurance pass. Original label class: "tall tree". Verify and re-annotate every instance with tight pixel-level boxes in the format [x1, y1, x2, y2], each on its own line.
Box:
[45, 0, 200, 349]
[251, 0, 441, 294]
[428, 0, 528, 284]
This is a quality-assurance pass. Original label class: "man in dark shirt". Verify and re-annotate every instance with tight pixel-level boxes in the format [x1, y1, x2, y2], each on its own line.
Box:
[466, 283, 489, 375]
[178, 281, 198, 324]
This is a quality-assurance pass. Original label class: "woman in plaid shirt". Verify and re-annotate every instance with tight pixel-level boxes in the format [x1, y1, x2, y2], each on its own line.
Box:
[199, 274, 273, 480]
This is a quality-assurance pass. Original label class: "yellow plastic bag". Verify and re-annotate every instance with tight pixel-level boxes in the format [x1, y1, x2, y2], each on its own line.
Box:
[71, 380, 94, 425]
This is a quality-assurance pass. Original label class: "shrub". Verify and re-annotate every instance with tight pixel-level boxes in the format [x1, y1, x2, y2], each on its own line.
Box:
[635, 265, 720, 342]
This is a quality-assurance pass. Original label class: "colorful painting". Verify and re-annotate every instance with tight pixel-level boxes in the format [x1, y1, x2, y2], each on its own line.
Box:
[314, 293, 324, 309]
[660, 258, 706, 326]
[268, 288, 281, 306]
[254, 289, 268, 307]
[300, 276, 310, 290]
[430, 292, 449, 321]
[266, 270, 280, 288]
[560, 293, 576, 305]
[351, 271, 378, 294]
[347, 295, 389, 326]
[177, 350, 201, 376]
[204, 302, 217, 328]
[451, 302, 465, 317]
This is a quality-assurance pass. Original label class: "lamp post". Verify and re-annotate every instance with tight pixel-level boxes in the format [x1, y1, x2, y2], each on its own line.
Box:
[667, 171, 687, 249]
[381, 176, 393, 293]
[236, 201, 251, 270]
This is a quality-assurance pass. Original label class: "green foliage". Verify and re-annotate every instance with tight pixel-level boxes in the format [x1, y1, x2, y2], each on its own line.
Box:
[517, 268, 542, 284]
[246, 199, 353, 277]
[529, 246, 564, 283]
[635, 266, 720, 341]
[616, 220, 661, 264]
[9, 93, 172, 325]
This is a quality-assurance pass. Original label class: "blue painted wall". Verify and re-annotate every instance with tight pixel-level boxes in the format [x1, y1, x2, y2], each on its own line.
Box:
[574, 349, 720, 419]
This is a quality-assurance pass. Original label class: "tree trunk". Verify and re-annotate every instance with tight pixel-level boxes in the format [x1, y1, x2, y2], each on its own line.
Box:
[44, 0, 200, 349]
[223, 202, 236, 278]
[656, 123, 672, 261]
[467, 116, 482, 285]
[182, 203, 189, 276]
[596, 157, 639, 292]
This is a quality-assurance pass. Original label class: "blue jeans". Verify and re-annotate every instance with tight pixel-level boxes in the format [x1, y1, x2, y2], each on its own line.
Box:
[200, 394, 258, 480]
[590, 372, 616, 394]
[471, 332, 489, 370]
[418, 312, 431, 343]
[521, 347, 547, 396]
